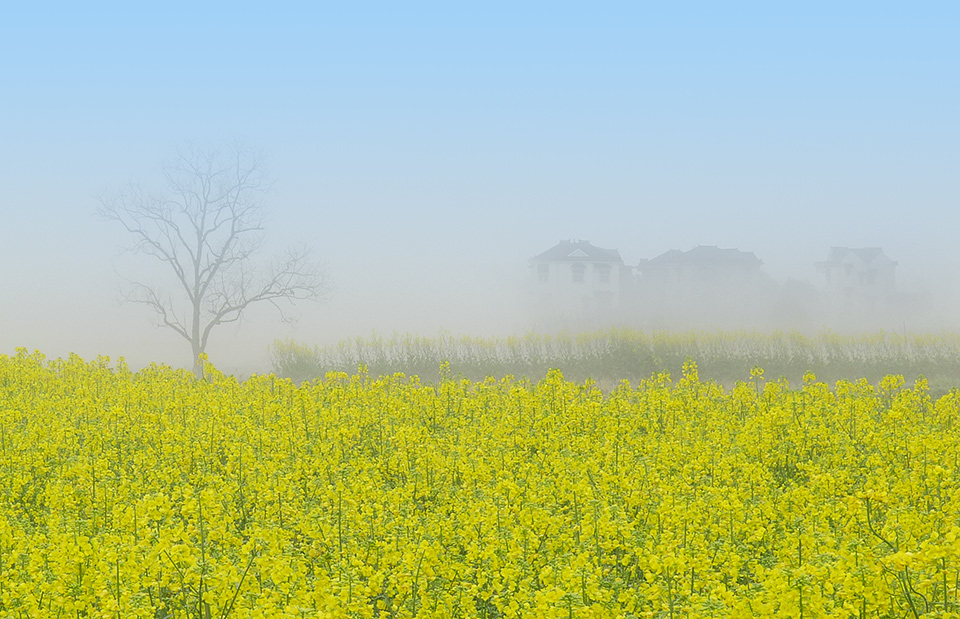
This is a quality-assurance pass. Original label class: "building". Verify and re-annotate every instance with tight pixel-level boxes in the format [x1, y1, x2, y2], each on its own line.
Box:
[527, 241, 906, 330]
[815, 247, 896, 299]
[529, 240, 629, 327]
[637, 245, 763, 289]
[815, 247, 898, 323]
[635, 245, 770, 327]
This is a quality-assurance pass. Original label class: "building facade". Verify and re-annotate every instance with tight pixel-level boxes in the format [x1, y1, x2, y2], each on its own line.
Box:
[635, 245, 770, 327]
[815, 247, 898, 324]
[529, 241, 905, 330]
[529, 240, 629, 327]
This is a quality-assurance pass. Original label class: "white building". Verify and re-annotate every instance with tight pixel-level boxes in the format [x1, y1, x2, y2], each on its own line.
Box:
[815, 247, 898, 324]
[635, 245, 770, 327]
[529, 240, 629, 327]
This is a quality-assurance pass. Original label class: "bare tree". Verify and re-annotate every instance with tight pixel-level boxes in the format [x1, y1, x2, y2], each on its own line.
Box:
[99, 144, 328, 376]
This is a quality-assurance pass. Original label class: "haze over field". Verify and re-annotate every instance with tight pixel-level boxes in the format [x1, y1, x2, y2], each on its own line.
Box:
[2, 3, 958, 375]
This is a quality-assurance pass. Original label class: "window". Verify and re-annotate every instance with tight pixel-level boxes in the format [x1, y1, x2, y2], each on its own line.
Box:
[537, 264, 550, 282]
[596, 264, 611, 284]
[571, 263, 586, 283]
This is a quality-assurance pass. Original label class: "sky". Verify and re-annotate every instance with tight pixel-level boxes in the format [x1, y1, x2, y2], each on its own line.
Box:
[1, 2, 958, 374]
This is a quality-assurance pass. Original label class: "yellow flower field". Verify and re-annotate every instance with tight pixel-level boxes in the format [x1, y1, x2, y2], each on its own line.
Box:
[2, 349, 959, 618]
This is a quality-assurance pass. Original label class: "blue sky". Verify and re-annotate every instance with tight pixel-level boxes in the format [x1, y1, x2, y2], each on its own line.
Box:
[1, 2, 958, 371]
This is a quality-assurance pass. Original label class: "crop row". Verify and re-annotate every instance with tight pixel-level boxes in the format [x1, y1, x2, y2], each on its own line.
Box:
[1, 350, 959, 617]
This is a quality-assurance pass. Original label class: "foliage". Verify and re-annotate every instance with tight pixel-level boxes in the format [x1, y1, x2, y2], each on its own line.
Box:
[3, 348, 960, 617]
[271, 339, 322, 385]
[273, 329, 960, 394]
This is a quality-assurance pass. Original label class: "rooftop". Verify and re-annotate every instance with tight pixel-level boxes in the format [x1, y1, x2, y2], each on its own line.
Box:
[532, 239, 623, 263]
[641, 245, 762, 268]
[821, 247, 893, 265]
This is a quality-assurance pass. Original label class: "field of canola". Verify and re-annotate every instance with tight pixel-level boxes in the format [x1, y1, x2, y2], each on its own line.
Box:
[2, 349, 960, 618]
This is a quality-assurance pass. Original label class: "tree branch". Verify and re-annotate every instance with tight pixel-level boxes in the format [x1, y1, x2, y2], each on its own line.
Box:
[99, 143, 328, 374]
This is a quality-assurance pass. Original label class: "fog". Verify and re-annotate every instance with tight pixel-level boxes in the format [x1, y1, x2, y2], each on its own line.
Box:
[2, 4, 958, 376]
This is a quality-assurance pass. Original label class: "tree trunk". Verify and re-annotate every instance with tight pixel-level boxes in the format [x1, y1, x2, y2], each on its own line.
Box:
[192, 340, 204, 379]
[192, 296, 203, 378]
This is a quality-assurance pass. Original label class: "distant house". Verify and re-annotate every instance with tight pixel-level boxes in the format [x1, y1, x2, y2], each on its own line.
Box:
[529, 239, 629, 326]
[635, 245, 770, 327]
[637, 245, 763, 288]
[815, 248, 897, 322]
[526, 241, 907, 330]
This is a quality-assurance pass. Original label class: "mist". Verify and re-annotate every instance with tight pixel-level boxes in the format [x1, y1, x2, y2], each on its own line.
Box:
[2, 4, 958, 376]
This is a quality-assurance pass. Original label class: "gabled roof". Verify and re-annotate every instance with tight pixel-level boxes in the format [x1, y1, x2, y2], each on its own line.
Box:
[822, 247, 892, 265]
[642, 245, 762, 268]
[532, 239, 623, 263]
